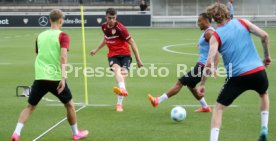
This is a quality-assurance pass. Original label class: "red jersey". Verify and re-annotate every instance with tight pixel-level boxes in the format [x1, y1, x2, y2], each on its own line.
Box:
[36, 32, 70, 53]
[101, 21, 131, 58]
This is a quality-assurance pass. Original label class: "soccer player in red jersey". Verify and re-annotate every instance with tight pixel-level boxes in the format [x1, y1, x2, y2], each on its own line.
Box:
[90, 8, 144, 112]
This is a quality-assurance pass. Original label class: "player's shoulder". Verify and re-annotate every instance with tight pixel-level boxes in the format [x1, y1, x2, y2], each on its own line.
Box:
[101, 22, 108, 28]
[59, 32, 69, 38]
[115, 21, 127, 30]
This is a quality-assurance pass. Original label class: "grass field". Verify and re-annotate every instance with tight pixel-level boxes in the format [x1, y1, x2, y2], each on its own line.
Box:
[0, 27, 275, 141]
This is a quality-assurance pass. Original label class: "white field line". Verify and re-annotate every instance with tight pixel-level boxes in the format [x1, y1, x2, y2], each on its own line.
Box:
[42, 97, 85, 106]
[162, 43, 198, 56]
[162, 43, 276, 62]
[47, 103, 112, 107]
[32, 105, 86, 141]
[0, 63, 12, 65]
[172, 104, 239, 108]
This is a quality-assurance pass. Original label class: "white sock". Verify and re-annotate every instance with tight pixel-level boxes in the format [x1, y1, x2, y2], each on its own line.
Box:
[210, 128, 220, 141]
[117, 96, 124, 105]
[158, 93, 168, 104]
[71, 124, 79, 135]
[14, 123, 24, 135]
[118, 82, 126, 90]
[199, 97, 208, 108]
[261, 111, 269, 128]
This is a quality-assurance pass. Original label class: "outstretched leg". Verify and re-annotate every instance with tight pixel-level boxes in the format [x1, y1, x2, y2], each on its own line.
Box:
[148, 80, 183, 107]
[188, 86, 211, 112]
[11, 104, 36, 141]
[112, 64, 128, 112]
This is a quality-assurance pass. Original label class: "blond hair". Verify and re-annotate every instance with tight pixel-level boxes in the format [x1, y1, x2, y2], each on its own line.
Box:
[206, 3, 230, 24]
[49, 9, 64, 22]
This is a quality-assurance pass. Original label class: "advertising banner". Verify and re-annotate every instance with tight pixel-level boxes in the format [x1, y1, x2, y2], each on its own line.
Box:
[0, 14, 151, 27]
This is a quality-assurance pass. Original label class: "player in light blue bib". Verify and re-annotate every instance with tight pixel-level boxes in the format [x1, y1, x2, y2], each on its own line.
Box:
[198, 3, 271, 141]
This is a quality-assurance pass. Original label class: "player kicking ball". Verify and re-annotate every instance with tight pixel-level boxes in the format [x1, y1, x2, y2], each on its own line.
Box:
[148, 13, 218, 113]
[90, 8, 143, 112]
[199, 3, 271, 141]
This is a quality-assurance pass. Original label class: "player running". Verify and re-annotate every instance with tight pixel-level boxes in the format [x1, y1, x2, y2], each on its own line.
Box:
[148, 13, 218, 112]
[11, 9, 89, 141]
[90, 8, 144, 112]
[198, 3, 271, 141]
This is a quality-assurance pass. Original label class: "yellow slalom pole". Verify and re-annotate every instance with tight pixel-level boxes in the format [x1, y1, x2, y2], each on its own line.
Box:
[80, 1, 89, 105]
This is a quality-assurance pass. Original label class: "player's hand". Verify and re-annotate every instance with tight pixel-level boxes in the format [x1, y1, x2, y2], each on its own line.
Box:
[90, 49, 97, 56]
[197, 84, 205, 97]
[263, 56, 271, 67]
[57, 79, 66, 94]
[137, 60, 144, 68]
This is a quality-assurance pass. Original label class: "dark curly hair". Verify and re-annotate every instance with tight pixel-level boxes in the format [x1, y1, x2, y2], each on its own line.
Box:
[199, 13, 212, 23]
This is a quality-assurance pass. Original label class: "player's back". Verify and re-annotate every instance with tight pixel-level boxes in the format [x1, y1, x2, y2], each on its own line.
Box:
[35, 29, 62, 80]
[37, 29, 62, 57]
[215, 19, 263, 77]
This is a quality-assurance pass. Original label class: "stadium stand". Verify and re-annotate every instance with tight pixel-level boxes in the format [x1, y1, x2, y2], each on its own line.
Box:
[0, 0, 275, 27]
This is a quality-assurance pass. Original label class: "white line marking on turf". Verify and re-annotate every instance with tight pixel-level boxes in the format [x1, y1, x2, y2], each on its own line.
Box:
[42, 97, 85, 106]
[0, 63, 12, 65]
[172, 104, 239, 108]
[32, 105, 86, 141]
[47, 104, 112, 107]
[42, 97, 60, 102]
[162, 44, 276, 62]
[162, 43, 198, 56]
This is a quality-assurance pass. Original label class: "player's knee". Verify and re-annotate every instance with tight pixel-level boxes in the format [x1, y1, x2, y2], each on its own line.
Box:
[64, 100, 74, 108]
[214, 103, 226, 111]
[121, 68, 128, 76]
[27, 104, 36, 112]
[175, 81, 183, 89]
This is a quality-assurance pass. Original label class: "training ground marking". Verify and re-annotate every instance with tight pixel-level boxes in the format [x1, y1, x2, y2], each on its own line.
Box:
[0, 62, 12, 65]
[162, 43, 276, 62]
[172, 104, 239, 108]
[162, 43, 198, 56]
[32, 105, 86, 141]
[47, 103, 112, 107]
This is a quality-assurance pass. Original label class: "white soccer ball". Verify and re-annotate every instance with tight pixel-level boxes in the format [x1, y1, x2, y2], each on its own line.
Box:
[171, 106, 186, 122]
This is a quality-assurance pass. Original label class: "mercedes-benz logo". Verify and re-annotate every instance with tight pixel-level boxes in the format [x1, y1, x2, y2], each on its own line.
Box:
[38, 16, 48, 26]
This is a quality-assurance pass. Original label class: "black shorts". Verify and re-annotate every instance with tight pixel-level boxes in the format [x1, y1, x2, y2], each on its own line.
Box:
[28, 80, 73, 106]
[217, 70, 269, 106]
[178, 63, 204, 88]
[108, 55, 132, 70]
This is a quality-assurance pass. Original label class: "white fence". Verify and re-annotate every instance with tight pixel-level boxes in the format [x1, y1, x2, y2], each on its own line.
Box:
[150, 0, 276, 27]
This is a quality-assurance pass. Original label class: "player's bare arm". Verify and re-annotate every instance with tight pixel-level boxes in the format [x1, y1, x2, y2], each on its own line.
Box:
[205, 30, 220, 67]
[243, 19, 271, 66]
[128, 38, 144, 68]
[204, 29, 213, 42]
[90, 38, 106, 56]
[198, 36, 219, 96]
[57, 48, 67, 94]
